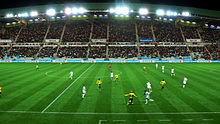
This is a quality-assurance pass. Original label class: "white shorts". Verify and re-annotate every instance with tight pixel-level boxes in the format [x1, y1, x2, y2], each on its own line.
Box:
[147, 86, 152, 89]
[183, 81, 187, 85]
[82, 90, 86, 94]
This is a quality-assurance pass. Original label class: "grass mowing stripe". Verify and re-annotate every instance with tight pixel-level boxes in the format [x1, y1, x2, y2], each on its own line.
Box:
[142, 64, 191, 121]
[94, 64, 112, 113]
[148, 65, 215, 121]
[0, 64, 56, 88]
[50, 63, 102, 112]
[73, 64, 101, 112]
[10, 64, 84, 111]
[0, 110, 220, 114]
[2, 64, 58, 96]
[121, 64, 146, 113]
[29, 64, 89, 112]
[159, 65, 214, 113]
[0, 63, 219, 124]
[136, 64, 191, 114]
[0, 76, 53, 111]
[173, 69, 220, 110]
[39, 63, 90, 112]
[177, 64, 220, 84]
[110, 64, 128, 113]
[174, 65, 220, 96]
[41, 64, 94, 113]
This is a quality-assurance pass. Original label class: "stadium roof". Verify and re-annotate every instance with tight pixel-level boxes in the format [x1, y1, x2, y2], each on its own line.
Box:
[0, 2, 220, 18]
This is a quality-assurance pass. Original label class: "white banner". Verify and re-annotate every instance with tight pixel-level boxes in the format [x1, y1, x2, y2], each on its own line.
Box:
[45, 39, 59, 42]
[0, 40, 12, 42]
[186, 39, 201, 42]
[91, 39, 106, 42]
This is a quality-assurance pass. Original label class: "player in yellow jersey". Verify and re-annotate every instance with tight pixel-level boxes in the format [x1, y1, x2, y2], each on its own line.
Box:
[0, 85, 2, 97]
[115, 74, 119, 83]
[160, 79, 166, 90]
[96, 78, 102, 92]
[36, 64, 39, 71]
[124, 91, 137, 105]
[144, 66, 146, 71]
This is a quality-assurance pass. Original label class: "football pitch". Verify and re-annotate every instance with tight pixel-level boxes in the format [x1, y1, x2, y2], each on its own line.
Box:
[0, 63, 220, 124]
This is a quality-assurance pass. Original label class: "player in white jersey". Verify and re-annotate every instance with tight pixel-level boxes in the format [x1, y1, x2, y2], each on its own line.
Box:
[146, 80, 152, 92]
[144, 90, 154, 104]
[110, 71, 113, 80]
[70, 70, 73, 80]
[156, 63, 158, 70]
[183, 76, 188, 88]
[162, 65, 165, 73]
[171, 68, 175, 76]
[82, 84, 86, 98]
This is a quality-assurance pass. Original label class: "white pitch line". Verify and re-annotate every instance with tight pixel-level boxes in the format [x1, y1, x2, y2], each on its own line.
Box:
[98, 120, 107, 124]
[202, 119, 214, 121]
[41, 64, 95, 113]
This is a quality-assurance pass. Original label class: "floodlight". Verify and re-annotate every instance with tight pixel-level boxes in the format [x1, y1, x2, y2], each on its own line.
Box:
[166, 11, 177, 16]
[6, 13, 13, 18]
[182, 12, 190, 16]
[109, 8, 115, 13]
[18, 13, 29, 17]
[114, 6, 129, 15]
[78, 7, 87, 14]
[156, 9, 165, 16]
[64, 8, 72, 15]
[139, 8, 149, 15]
[30, 11, 38, 17]
[46, 8, 56, 16]
[121, 7, 129, 15]
[72, 7, 78, 14]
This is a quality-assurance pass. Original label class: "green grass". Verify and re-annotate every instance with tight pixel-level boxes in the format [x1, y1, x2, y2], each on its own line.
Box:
[0, 63, 220, 124]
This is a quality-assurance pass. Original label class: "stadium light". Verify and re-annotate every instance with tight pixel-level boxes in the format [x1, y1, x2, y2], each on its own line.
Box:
[139, 8, 149, 15]
[46, 8, 56, 16]
[109, 6, 130, 15]
[18, 12, 29, 17]
[72, 7, 78, 14]
[109, 8, 115, 13]
[71, 7, 87, 14]
[166, 11, 177, 16]
[30, 11, 38, 17]
[64, 8, 72, 15]
[156, 9, 165, 16]
[78, 7, 87, 14]
[182, 12, 190, 16]
[5, 13, 13, 18]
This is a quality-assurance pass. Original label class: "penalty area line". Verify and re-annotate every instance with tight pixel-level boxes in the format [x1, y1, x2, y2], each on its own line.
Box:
[41, 64, 95, 113]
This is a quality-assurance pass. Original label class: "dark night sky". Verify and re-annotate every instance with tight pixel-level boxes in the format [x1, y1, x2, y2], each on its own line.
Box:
[0, 0, 219, 11]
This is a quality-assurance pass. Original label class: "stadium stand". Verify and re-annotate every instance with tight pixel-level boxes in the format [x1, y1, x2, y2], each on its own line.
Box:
[0, 13, 219, 60]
